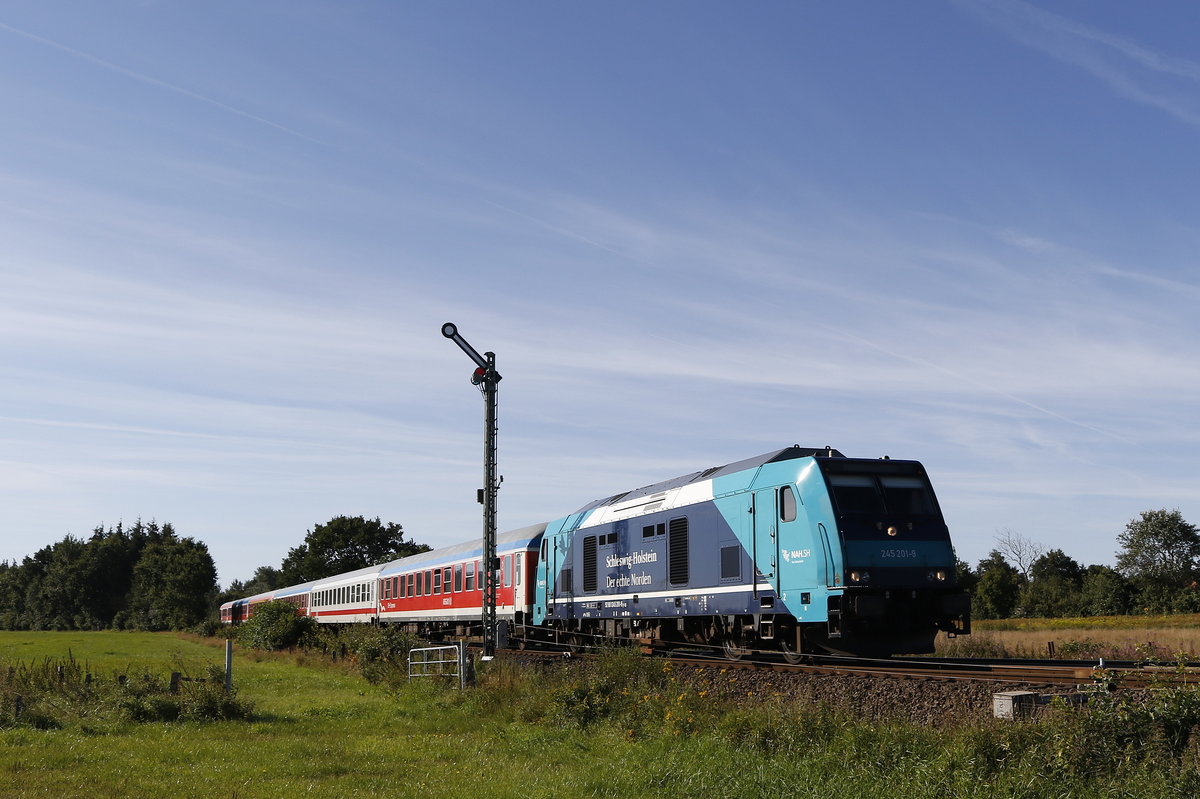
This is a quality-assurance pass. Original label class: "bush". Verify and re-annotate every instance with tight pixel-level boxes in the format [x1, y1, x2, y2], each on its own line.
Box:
[0, 654, 252, 728]
[334, 625, 424, 685]
[189, 617, 226, 638]
[235, 601, 318, 651]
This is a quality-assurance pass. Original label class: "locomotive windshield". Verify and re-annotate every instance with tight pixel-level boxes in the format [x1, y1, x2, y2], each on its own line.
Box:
[826, 472, 938, 517]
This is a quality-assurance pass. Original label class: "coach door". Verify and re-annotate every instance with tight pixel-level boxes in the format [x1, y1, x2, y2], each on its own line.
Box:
[752, 489, 780, 598]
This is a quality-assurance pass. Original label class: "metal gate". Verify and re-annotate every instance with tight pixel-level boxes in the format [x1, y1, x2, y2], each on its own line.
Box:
[408, 642, 470, 689]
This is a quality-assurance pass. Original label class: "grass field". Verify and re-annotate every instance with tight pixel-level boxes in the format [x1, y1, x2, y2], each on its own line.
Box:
[3, 629, 1200, 799]
[937, 614, 1200, 660]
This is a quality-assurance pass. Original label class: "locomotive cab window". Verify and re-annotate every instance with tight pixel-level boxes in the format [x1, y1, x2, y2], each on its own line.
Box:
[779, 485, 797, 522]
[829, 474, 885, 514]
[880, 476, 936, 515]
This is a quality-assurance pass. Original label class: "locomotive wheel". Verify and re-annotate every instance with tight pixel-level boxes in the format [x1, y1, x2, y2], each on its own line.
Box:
[779, 640, 806, 665]
[721, 634, 749, 662]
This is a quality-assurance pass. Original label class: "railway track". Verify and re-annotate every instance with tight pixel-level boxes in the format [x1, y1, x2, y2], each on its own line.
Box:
[493, 638, 1200, 688]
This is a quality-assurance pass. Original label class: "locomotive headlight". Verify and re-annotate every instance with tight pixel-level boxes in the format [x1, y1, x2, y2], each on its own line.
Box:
[936, 569, 947, 581]
[886, 526, 898, 537]
[850, 570, 861, 583]
[850, 570, 869, 583]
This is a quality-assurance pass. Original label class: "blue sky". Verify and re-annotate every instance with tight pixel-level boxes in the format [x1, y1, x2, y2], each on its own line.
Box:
[2, 1, 1197, 586]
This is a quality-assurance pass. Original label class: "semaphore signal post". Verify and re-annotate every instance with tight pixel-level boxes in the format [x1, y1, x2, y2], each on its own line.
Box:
[441, 322, 502, 658]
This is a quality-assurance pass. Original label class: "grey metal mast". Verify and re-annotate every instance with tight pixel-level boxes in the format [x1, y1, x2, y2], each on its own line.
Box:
[441, 322, 501, 657]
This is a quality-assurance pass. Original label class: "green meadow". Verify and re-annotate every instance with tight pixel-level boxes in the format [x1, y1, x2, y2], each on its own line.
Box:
[3, 630, 1200, 799]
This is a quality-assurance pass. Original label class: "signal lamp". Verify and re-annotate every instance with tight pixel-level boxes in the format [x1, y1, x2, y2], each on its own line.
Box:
[471, 366, 488, 385]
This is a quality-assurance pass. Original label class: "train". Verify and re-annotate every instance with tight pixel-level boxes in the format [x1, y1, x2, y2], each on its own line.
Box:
[221, 445, 971, 658]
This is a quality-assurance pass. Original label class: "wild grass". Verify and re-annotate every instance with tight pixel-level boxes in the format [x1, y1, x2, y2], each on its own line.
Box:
[938, 616, 1200, 661]
[2, 631, 1200, 798]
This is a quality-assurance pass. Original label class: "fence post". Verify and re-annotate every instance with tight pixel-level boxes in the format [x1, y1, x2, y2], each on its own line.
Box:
[170, 672, 182, 694]
[225, 639, 233, 692]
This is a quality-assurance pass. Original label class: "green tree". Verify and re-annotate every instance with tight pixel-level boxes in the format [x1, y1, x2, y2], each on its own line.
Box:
[1019, 549, 1083, 618]
[279, 516, 429, 583]
[1115, 509, 1200, 614]
[972, 550, 1021, 620]
[215, 565, 284, 609]
[126, 529, 218, 630]
[955, 559, 978, 595]
[1078, 564, 1133, 617]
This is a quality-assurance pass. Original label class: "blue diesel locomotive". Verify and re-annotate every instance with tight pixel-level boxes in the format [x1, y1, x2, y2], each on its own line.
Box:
[529, 446, 970, 658]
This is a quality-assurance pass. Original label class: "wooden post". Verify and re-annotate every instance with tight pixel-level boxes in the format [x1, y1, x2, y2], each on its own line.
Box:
[170, 672, 182, 694]
[225, 639, 233, 692]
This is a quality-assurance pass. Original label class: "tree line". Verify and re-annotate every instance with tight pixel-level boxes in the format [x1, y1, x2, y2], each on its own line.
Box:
[0, 515, 429, 632]
[962, 509, 1200, 619]
[0, 519, 216, 631]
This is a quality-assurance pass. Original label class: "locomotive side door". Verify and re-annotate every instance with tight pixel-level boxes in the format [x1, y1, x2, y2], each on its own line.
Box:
[555, 531, 574, 619]
[752, 488, 780, 597]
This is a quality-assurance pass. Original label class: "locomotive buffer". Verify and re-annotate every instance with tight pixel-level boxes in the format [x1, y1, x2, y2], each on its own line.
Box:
[441, 322, 502, 658]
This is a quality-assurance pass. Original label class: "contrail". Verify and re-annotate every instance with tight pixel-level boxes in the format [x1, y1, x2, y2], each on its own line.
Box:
[0, 20, 325, 145]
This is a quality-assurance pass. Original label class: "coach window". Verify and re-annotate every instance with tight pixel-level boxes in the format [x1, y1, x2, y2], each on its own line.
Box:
[454, 564, 463, 592]
[433, 569, 442, 594]
[444, 567, 452, 593]
[383, 580, 390, 601]
[465, 561, 475, 592]
[425, 570, 433, 595]
[515, 554, 523, 586]
[477, 561, 483, 591]
[780, 485, 797, 523]
[503, 555, 512, 588]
